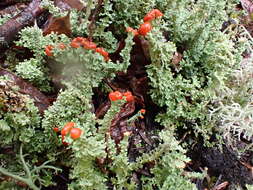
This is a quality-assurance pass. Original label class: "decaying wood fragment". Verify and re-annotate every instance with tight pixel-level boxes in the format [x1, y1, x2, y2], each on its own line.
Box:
[0, 3, 27, 16]
[0, 0, 21, 6]
[0, 68, 50, 114]
[0, 0, 44, 48]
[241, 0, 253, 13]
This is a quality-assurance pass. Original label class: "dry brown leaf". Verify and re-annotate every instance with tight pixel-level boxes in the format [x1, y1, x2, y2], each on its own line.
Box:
[43, 12, 71, 36]
[0, 3, 27, 16]
[0, 0, 20, 6]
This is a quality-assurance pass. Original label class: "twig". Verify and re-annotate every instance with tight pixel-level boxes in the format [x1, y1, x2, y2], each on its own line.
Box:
[0, 0, 45, 48]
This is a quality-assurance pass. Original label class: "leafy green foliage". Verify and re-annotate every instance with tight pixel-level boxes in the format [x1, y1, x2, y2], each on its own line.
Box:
[0, 77, 59, 187]
[43, 33, 133, 129]
[1, 0, 248, 189]
[133, 130, 198, 190]
[41, 0, 67, 17]
[16, 26, 70, 58]
[42, 34, 134, 188]
[145, 0, 243, 141]
[15, 58, 52, 92]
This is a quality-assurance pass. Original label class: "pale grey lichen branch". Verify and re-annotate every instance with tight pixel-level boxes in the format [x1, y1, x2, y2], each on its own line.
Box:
[0, 144, 61, 190]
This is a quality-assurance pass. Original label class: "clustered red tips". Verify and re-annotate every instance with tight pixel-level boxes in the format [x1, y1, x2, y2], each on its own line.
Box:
[70, 38, 81, 48]
[70, 37, 96, 49]
[61, 121, 75, 136]
[138, 22, 152, 36]
[140, 109, 146, 114]
[45, 37, 109, 61]
[45, 10, 163, 58]
[83, 40, 97, 50]
[70, 128, 82, 139]
[108, 91, 134, 102]
[45, 43, 67, 56]
[71, 37, 109, 60]
[126, 9, 163, 37]
[143, 9, 163, 22]
[109, 91, 123, 101]
[123, 91, 134, 102]
[57, 122, 82, 145]
[53, 127, 59, 132]
[45, 45, 54, 56]
[95, 47, 109, 61]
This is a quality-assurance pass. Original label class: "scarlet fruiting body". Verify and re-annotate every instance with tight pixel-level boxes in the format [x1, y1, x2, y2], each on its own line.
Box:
[82, 40, 97, 50]
[114, 91, 123, 100]
[138, 22, 152, 36]
[153, 9, 163, 17]
[71, 37, 87, 48]
[76, 37, 85, 42]
[123, 91, 134, 102]
[109, 91, 123, 101]
[143, 9, 163, 22]
[45, 45, 54, 56]
[69, 37, 109, 60]
[143, 11, 156, 22]
[53, 127, 59, 132]
[70, 128, 82, 139]
[70, 41, 81, 48]
[109, 92, 117, 101]
[61, 122, 75, 136]
[96, 47, 109, 57]
[140, 109, 146, 114]
[96, 47, 109, 60]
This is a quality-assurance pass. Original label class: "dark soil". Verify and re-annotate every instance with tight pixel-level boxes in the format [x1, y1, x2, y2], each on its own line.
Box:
[189, 143, 253, 190]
